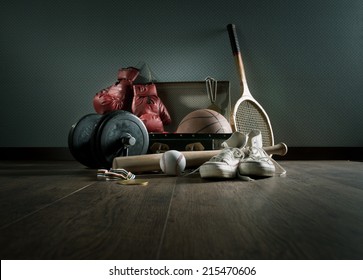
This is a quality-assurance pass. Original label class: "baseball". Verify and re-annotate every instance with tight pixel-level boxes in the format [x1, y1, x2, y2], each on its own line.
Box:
[160, 150, 186, 176]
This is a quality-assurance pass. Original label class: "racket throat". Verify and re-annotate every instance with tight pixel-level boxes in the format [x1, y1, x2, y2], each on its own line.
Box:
[234, 55, 248, 85]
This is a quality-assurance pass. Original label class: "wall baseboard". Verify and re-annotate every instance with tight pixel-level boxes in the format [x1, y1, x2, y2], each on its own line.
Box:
[0, 147, 73, 161]
[0, 147, 362, 161]
[273, 147, 363, 161]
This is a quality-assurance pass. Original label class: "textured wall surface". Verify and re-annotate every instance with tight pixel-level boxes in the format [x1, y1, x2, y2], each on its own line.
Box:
[1, 0, 362, 147]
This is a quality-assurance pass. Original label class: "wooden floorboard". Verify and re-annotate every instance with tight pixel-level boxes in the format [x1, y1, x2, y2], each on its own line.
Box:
[0, 165, 177, 259]
[0, 160, 362, 260]
[159, 169, 363, 259]
[0, 161, 95, 228]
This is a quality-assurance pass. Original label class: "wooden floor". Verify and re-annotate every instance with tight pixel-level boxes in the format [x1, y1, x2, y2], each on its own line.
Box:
[0, 160, 362, 260]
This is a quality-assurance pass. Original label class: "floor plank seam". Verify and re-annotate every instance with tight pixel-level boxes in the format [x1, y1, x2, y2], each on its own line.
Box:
[155, 178, 178, 260]
[0, 182, 96, 230]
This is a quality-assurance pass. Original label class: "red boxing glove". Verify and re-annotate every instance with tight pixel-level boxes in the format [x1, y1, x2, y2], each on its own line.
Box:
[139, 113, 164, 133]
[93, 81, 128, 114]
[93, 67, 140, 114]
[132, 84, 171, 132]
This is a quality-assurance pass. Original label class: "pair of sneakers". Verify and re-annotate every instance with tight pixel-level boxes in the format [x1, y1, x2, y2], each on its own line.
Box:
[199, 130, 285, 180]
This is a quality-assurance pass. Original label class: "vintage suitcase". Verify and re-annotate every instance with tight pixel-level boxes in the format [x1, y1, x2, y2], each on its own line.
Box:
[154, 81, 231, 132]
[149, 133, 232, 152]
[149, 81, 232, 152]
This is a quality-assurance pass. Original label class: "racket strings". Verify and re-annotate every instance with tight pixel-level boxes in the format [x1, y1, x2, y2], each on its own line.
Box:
[235, 101, 272, 147]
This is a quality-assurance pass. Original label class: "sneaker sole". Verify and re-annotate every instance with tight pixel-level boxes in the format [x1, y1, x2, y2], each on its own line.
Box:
[200, 162, 237, 178]
[238, 162, 275, 177]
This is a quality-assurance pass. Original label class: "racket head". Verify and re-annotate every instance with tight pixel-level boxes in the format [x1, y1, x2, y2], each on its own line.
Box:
[233, 96, 274, 147]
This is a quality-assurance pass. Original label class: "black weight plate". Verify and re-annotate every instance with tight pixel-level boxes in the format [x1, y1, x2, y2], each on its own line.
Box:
[93, 110, 149, 168]
[68, 113, 102, 168]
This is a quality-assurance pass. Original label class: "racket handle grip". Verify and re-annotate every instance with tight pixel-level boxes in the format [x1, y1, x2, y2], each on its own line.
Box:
[227, 24, 240, 55]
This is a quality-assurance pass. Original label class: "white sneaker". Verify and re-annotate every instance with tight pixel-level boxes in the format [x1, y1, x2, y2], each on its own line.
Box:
[238, 130, 286, 179]
[238, 146, 276, 178]
[221, 132, 248, 148]
[199, 147, 245, 178]
[221, 130, 262, 149]
[246, 129, 263, 148]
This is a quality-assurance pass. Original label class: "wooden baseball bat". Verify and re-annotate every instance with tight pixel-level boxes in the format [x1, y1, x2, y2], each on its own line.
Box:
[112, 142, 288, 173]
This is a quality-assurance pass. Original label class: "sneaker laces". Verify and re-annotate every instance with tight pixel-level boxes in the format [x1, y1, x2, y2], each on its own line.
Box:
[241, 146, 286, 177]
[209, 148, 246, 164]
[184, 148, 246, 177]
[241, 147, 272, 163]
[269, 159, 287, 177]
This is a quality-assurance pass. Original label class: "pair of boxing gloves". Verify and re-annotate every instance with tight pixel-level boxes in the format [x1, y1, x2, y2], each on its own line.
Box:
[93, 67, 171, 133]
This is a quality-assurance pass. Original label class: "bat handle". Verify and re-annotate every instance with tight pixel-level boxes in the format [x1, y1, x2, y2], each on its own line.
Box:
[264, 142, 288, 156]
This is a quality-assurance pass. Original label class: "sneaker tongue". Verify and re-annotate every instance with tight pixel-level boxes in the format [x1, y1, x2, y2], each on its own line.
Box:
[247, 130, 263, 148]
[221, 132, 248, 148]
[225, 148, 243, 163]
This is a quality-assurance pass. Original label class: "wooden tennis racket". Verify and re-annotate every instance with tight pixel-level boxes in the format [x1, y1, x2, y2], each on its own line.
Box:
[227, 24, 274, 147]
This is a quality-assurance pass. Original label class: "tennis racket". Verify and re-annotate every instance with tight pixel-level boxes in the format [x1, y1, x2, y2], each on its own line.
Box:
[227, 24, 274, 147]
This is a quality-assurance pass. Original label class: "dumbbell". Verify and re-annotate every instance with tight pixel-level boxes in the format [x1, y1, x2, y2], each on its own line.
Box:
[68, 110, 149, 168]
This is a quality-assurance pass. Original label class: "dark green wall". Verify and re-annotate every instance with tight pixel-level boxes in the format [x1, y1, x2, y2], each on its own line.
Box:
[1, 0, 362, 147]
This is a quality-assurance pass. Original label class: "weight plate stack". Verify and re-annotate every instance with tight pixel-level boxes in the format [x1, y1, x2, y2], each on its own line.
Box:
[68, 113, 103, 168]
[92, 110, 149, 168]
[69, 111, 149, 169]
